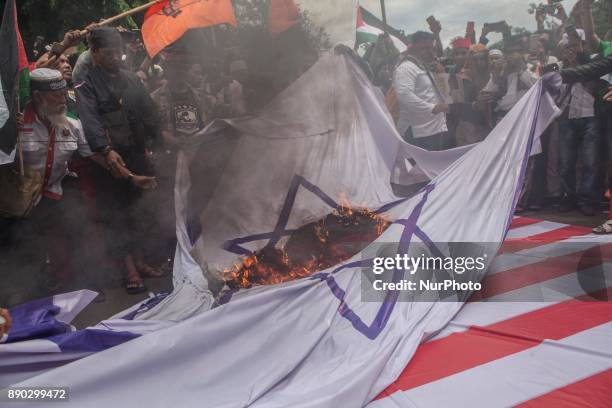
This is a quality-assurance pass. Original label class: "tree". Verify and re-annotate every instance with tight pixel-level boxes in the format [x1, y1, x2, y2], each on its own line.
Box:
[0, 0, 149, 58]
[591, 0, 612, 38]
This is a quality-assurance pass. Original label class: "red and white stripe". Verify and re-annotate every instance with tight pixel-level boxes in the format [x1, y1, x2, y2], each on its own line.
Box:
[369, 217, 612, 407]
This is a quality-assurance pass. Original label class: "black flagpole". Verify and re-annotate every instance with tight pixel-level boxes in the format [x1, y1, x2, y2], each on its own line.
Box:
[380, 0, 388, 34]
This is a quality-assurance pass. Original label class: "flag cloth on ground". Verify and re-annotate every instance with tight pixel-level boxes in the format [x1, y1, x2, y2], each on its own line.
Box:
[369, 217, 612, 407]
[356, 6, 406, 52]
[0, 0, 29, 163]
[4, 217, 611, 408]
[142, 0, 237, 57]
[0, 290, 172, 388]
[268, 0, 301, 37]
[4, 55, 570, 407]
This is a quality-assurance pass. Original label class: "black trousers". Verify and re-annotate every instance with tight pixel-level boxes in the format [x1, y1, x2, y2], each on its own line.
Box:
[91, 149, 153, 260]
[404, 129, 454, 151]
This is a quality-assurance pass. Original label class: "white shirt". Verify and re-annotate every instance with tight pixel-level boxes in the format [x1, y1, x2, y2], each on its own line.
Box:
[20, 114, 93, 199]
[393, 60, 447, 138]
[568, 83, 595, 119]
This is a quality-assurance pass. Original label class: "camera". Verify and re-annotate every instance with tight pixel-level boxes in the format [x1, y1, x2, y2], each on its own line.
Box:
[32, 35, 47, 59]
[541, 62, 560, 75]
[484, 21, 508, 33]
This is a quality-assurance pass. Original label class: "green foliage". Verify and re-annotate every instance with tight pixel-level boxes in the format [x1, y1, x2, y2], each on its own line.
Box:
[592, 0, 612, 38]
[1, 0, 149, 56]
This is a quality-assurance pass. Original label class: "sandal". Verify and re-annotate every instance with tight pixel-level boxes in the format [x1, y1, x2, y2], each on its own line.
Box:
[125, 275, 147, 295]
[137, 263, 166, 278]
[592, 220, 612, 235]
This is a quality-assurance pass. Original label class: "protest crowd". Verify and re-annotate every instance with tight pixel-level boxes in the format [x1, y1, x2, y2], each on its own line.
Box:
[0, 0, 611, 325]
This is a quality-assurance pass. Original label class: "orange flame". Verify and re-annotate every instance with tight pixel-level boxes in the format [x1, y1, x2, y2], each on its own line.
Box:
[222, 198, 391, 290]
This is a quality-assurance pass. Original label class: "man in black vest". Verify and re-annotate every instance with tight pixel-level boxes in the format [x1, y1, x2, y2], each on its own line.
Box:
[75, 27, 160, 294]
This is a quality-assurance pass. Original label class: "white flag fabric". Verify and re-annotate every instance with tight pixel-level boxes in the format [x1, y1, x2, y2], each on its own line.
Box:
[369, 217, 612, 407]
[0, 79, 15, 165]
[6, 54, 561, 407]
[0, 80, 8, 130]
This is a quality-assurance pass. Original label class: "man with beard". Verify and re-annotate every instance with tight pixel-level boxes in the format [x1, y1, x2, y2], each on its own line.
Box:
[75, 27, 161, 294]
[14, 69, 154, 295]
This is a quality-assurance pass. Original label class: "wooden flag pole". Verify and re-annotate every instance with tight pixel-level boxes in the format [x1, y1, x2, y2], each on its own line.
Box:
[95, 0, 165, 30]
[51, 0, 165, 55]
[380, 0, 388, 34]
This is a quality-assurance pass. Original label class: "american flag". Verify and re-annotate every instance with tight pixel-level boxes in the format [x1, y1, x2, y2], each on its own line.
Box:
[369, 216, 612, 407]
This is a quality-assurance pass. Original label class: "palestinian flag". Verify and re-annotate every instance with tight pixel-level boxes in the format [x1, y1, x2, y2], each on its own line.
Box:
[0, 0, 29, 159]
[356, 6, 406, 52]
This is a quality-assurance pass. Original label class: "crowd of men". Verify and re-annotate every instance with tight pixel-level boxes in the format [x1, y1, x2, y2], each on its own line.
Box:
[1, 0, 611, 312]
[1, 24, 249, 304]
[365, 0, 612, 222]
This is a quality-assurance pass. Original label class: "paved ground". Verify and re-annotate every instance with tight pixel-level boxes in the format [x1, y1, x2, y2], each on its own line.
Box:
[4, 205, 608, 329]
[72, 275, 174, 328]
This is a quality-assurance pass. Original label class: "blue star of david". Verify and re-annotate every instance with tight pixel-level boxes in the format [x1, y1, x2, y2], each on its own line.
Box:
[221, 175, 441, 340]
[222, 175, 407, 256]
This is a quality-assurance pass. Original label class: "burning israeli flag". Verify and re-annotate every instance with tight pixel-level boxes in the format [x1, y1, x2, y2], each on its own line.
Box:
[2, 55, 568, 407]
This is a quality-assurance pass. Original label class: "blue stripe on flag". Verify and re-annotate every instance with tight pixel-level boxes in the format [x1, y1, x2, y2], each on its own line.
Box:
[47, 329, 140, 353]
[7, 296, 71, 343]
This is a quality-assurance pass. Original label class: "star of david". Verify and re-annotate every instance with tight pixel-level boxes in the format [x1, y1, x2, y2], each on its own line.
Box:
[223, 175, 407, 256]
[221, 175, 441, 340]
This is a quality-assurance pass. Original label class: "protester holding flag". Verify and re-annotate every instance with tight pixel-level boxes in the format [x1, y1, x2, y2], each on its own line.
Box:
[75, 27, 161, 294]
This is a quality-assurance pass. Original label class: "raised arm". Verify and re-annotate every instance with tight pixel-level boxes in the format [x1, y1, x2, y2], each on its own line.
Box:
[561, 55, 612, 83]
